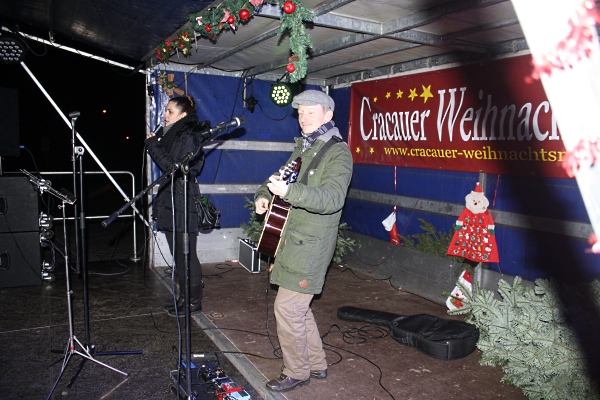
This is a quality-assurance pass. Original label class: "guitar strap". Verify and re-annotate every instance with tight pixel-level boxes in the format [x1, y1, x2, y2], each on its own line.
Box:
[298, 136, 343, 185]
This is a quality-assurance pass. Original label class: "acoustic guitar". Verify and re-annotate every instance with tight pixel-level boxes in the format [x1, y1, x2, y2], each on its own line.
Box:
[256, 157, 302, 258]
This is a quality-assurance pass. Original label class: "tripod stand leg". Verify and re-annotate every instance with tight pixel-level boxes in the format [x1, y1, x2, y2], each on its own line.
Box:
[48, 201, 127, 399]
[72, 335, 129, 376]
[46, 346, 74, 400]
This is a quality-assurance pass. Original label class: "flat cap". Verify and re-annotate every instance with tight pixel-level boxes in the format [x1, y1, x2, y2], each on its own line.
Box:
[291, 90, 335, 111]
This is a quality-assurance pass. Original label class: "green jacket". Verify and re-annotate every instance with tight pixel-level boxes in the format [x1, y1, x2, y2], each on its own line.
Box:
[255, 127, 353, 294]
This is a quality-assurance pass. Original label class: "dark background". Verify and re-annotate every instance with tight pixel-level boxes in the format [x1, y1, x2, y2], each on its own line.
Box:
[0, 41, 146, 176]
[0, 40, 147, 217]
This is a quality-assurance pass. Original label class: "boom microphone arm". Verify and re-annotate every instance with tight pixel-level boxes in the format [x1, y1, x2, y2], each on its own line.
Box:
[197, 116, 245, 144]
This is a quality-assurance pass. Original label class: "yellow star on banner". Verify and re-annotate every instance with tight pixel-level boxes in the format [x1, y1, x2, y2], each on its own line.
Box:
[420, 85, 434, 103]
[408, 88, 418, 101]
[373, 97, 378, 103]
[385, 92, 391, 99]
[370, 148, 375, 154]
[356, 147, 361, 154]
[396, 89, 403, 99]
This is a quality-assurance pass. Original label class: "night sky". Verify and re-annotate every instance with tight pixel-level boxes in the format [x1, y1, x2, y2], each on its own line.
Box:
[0, 42, 146, 175]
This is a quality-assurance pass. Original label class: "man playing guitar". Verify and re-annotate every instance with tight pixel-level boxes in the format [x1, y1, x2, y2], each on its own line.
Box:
[254, 90, 353, 393]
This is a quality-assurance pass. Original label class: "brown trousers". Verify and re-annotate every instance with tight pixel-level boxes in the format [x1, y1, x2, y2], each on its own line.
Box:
[274, 287, 327, 380]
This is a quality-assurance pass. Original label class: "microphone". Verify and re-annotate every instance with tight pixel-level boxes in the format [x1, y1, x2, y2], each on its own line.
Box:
[152, 121, 163, 133]
[198, 116, 246, 141]
[219, 116, 246, 131]
[69, 111, 80, 119]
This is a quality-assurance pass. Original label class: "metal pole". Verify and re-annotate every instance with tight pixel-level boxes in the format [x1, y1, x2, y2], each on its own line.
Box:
[19, 61, 150, 228]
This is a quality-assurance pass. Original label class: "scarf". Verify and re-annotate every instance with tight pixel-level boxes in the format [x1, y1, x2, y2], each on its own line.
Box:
[158, 113, 194, 153]
[158, 123, 175, 152]
[302, 120, 335, 151]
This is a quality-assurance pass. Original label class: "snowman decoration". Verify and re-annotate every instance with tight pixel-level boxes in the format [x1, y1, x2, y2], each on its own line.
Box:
[446, 182, 499, 310]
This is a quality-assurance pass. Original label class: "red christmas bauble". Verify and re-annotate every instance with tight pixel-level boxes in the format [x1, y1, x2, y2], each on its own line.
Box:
[227, 15, 235, 24]
[283, 1, 296, 14]
[286, 63, 296, 73]
[205, 25, 212, 33]
[239, 9, 250, 21]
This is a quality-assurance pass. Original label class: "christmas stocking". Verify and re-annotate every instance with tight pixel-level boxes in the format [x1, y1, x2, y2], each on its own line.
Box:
[446, 269, 473, 310]
[382, 208, 401, 246]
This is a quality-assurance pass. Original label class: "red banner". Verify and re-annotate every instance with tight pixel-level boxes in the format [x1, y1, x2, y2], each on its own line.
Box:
[348, 55, 569, 178]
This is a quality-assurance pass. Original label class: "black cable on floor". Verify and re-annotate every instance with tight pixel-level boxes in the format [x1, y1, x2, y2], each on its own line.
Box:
[321, 323, 395, 400]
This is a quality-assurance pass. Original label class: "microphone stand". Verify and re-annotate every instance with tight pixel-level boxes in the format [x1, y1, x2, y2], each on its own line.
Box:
[69, 112, 82, 275]
[19, 170, 129, 399]
[62, 112, 142, 395]
[103, 122, 233, 400]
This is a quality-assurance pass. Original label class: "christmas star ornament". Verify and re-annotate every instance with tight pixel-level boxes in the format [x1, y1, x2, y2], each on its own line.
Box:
[157, 72, 184, 97]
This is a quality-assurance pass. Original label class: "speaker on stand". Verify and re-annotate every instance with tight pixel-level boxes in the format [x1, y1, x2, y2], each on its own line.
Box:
[0, 176, 42, 288]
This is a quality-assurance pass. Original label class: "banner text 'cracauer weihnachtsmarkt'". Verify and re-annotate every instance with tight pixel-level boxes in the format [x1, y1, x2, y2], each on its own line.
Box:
[348, 55, 569, 178]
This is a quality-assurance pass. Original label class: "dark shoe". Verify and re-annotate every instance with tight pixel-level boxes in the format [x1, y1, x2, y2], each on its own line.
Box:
[310, 369, 327, 379]
[266, 374, 309, 392]
[167, 301, 202, 317]
[168, 281, 204, 317]
[163, 298, 184, 312]
[280, 365, 327, 379]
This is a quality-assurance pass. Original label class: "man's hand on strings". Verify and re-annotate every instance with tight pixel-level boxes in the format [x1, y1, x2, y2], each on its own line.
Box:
[267, 170, 290, 197]
[255, 197, 270, 215]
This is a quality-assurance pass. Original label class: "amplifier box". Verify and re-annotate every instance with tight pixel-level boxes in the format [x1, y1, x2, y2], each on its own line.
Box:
[0, 231, 42, 288]
[0, 176, 39, 233]
[238, 239, 260, 273]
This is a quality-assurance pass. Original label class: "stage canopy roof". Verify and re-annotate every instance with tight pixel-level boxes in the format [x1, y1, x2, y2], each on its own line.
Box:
[1, 0, 529, 85]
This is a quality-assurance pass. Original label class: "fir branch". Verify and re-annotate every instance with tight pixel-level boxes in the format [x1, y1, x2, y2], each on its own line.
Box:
[449, 276, 600, 400]
[181, 0, 314, 82]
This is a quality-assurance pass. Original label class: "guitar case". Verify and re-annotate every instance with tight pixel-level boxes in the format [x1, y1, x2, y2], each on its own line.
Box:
[337, 306, 479, 360]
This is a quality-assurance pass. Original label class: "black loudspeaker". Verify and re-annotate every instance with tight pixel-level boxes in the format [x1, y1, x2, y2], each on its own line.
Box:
[0, 232, 42, 288]
[0, 88, 20, 157]
[0, 176, 39, 233]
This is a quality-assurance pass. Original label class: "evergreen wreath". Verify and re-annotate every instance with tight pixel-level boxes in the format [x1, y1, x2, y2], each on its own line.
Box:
[156, 0, 314, 82]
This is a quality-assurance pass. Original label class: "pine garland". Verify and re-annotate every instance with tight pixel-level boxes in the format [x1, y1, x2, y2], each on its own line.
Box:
[156, 29, 192, 62]
[155, 0, 314, 82]
[279, 0, 313, 82]
[188, 0, 260, 38]
[450, 277, 600, 399]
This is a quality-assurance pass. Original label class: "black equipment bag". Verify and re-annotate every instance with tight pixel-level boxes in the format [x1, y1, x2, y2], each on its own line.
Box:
[194, 195, 221, 230]
[337, 306, 479, 360]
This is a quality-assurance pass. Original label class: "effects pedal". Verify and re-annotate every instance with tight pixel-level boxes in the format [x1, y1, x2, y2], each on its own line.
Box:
[199, 363, 251, 400]
[169, 356, 251, 400]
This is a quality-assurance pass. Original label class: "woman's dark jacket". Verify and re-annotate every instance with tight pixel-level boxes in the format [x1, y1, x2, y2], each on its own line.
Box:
[145, 114, 210, 233]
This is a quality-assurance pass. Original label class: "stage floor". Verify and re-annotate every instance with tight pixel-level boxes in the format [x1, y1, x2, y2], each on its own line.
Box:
[155, 258, 527, 400]
[0, 221, 527, 399]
